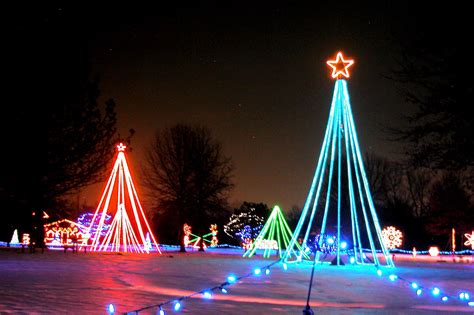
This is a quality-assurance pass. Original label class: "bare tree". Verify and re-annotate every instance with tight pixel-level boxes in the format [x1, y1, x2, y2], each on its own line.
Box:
[142, 124, 234, 251]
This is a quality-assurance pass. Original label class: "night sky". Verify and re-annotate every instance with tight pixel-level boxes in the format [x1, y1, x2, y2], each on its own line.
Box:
[11, 3, 442, 211]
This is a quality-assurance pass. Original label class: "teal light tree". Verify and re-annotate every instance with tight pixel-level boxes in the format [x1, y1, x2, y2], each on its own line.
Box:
[285, 52, 394, 267]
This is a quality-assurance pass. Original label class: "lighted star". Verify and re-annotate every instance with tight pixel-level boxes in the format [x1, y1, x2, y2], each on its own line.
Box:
[464, 231, 474, 250]
[117, 143, 127, 152]
[327, 52, 354, 79]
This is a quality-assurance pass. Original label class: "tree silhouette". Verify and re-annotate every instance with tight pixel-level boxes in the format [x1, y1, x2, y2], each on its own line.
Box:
[390, 15, 473, 176]
[143, 124, 234, 250]
[1, 5, 118, 242]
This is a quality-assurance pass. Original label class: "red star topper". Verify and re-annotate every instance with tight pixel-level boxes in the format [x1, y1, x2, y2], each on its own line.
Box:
[326, 52, 354, 79]
[116, 143, 127, 152]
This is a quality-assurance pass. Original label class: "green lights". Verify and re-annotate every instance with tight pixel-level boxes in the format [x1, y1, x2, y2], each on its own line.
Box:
[243, 205, 306, 259]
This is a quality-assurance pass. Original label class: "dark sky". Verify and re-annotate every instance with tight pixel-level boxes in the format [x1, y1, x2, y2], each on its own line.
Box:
[10, 3, 443, 211]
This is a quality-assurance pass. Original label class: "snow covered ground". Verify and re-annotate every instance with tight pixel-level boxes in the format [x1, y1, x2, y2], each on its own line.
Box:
[0, 247, 473, 314]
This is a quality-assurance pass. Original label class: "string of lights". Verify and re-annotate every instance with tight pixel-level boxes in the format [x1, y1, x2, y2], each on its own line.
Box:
[106, 253, 472, 314]
[374, 267, 473, 308]
[108, 259, 285, 314]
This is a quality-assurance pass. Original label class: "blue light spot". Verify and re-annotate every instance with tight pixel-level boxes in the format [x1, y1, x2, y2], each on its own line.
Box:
[468, 301, 474, 307]
[174, 302, 181, 311]
[411, 283, 418, 289]
[221, 287, 228, 294]
[432, 287, 440, 296]
[389, 274, 397, 281]
[265, 268, 270, 275]
[416, 289, 422, 296]
[108, 304, 115, 314]
[227, 275, 237, 283]
[377, 269, 382, 277]
[254, 268, 261, 275]
[340, 241, 347, 249]
[460, 292, 470, 300]
[283, 263, 288, 270]
[442, 296, 448, 302]
[203, 291, 212, 299]
[159, 307, 165, 315]
[349, 257, 355, 264]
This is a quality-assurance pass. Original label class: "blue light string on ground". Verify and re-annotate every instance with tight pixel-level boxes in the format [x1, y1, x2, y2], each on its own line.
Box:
[374, 267, 473, 308]
[109, 259, 283, 314]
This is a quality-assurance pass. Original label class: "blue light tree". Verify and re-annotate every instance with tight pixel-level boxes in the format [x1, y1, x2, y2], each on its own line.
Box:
[285, 52, 394, 267]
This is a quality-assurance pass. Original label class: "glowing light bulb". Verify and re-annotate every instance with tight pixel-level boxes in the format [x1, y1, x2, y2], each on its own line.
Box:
[327, 237, 335, 245]
[442, 296, 448, 302]
[377, 269, 382, 277]
[221, 287, 228, 294]
[411, 283, 419, 289]
[108, 304, 115, 314]
[254, 268, 261, 275]
[283, 263, 288, 270]
[174, 302, 181, 311]
[389, 274, 397, 281]
[349, 257, 355, 264]
[432, 287, 440, 296]
[227, 275, 237, 283]
[340, 241, 347, 249]
[159, 307, 165, 315]
[265, 268, 270, 275]
[460, 292, 470, 300]
[203, 291, 212, 299]
[416, 289, 422, 296]
[468, 301, 474, 307]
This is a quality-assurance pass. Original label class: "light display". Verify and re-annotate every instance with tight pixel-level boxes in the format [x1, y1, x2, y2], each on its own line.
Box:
[429, 246, 440, 257]
[43, 219, 87, 246]
[77, 212, 112, 238]
[244, 205, 305, 258]
[235, 225, 259, 249]
[10, 229, 19, 244]
[464, 231, 474, 250]
[224, 206, 264, 246]
[305, 234, 344, 254]
[22, 233, 30, 245]
[381, 226, 403, 250]
[326, 52, 354, 79]
[183, 223, 219, 249]
[84, 143, 161, 253]
[116, 253, 474, 314]
[285, 52, 393, 267]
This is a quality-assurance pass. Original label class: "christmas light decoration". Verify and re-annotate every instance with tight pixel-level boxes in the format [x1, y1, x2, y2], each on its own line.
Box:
[22, 233, 30, 245]
[84, 143, 161, 253]
[77, 212, 112, 238]
[43, 219, 87, 246]
[285, 52, 393, 267]
[429, 246, 440, 257]
[326, 51, 354, 79]
[381, 226, 403, 250]
[243, 205, 305, 259]
[10, 229, 19, 245]
[183, 223, 219, 249]
[121, 258, 284, 314]
[116, 256, 473, 314]
[224, 206, 264, 247]
[464, 231, 474, 250]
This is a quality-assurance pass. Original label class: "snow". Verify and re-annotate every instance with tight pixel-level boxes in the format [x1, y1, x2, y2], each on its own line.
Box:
[0, 247, 473, 314]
